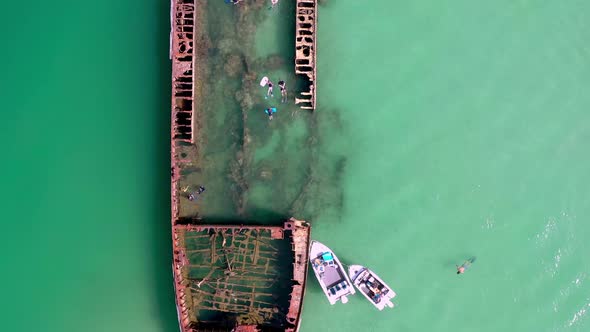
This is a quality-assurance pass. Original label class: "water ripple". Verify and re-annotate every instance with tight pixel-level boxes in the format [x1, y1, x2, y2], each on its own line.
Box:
[534, 218, 557, 245]
[566, 300, 590, 327]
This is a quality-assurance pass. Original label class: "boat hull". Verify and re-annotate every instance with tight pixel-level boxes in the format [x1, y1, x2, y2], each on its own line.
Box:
[309, 241, 355, 304]
[348, 265, 396, 311]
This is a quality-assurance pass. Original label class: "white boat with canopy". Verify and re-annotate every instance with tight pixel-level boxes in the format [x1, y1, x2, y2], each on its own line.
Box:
[309, 241, 355, 305]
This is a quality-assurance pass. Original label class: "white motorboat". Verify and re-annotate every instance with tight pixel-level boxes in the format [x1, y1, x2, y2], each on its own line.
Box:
[309, 241, 355, 305]
[348, 265, 396, 310]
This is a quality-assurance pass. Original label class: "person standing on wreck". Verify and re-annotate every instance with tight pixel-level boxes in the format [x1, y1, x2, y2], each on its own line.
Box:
[278, 80, 287, 103]
[266, 80, 274, 98]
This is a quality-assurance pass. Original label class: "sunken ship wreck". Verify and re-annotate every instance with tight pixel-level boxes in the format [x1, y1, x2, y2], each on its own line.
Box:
[171, 221, 311, 332]
[169, 0, 317, 331]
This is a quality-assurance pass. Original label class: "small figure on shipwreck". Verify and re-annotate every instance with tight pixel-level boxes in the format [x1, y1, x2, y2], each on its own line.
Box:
[278, 79, 287, 103]
[260, 76, 274, 99]
[187, 185, 206, 201]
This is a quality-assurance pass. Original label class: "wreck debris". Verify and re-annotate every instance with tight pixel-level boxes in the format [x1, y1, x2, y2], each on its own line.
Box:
[170, 0, 197, 225]
[171, 219, 311, 332]
[295, 0, 317, 110]
[171, 0, 195, 143]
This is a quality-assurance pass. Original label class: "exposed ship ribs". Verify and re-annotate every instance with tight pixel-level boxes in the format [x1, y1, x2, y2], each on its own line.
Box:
[295, 0, 317, 110]
[171, 0, 195, 143]
[171, 220, 311, 332]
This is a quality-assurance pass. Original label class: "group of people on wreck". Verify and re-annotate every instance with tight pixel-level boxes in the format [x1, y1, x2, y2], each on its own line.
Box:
[184, 0, 287, 202]
[263, 78, 287, 121]
[225, 0, 287, 120]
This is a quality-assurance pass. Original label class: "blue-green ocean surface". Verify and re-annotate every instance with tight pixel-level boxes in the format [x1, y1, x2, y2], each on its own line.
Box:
[1, 1, 178, 331]
[1, 1, 589, 332]
[302, 1, 590, 332]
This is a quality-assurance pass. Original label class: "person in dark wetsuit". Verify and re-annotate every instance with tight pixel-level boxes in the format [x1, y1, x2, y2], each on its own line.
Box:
[278, 80, 287, 103]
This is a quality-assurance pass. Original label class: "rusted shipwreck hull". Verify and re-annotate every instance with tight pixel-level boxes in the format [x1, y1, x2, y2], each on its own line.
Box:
[169, 1, 312, 331]
[294, 0, 317, 110]
[171, 220, 311, 332]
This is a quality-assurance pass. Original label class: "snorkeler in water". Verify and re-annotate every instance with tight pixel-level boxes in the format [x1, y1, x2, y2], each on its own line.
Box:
[265, 107, 277, 121]
[456, 257, 476, 274]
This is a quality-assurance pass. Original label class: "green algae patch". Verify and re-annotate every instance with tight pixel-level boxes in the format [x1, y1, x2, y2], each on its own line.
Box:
[176, 0, 332, 224]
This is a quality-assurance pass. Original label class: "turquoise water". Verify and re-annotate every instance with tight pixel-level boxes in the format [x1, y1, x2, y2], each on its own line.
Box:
[1, 1, 178, 331]
[301, 1, 590, 332]
[2, 0, 590, 331]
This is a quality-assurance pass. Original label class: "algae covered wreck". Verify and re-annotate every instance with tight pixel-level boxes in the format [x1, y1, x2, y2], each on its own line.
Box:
[169, 0, 317, 331]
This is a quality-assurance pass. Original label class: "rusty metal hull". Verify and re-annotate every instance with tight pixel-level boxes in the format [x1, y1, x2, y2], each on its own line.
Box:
[171, 220, 311, 332]
[169, 1, 311, 331]
[294, 0, 317, 110]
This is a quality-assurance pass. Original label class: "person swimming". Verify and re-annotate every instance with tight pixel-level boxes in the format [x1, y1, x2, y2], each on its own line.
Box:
[278, 80, 287, 103]
[456, 258, 474, 274]
[265, 107, 277, 121]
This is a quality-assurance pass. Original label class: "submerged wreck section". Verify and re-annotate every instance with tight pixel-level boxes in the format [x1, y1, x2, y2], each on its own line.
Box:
[295, 0, 317, 110]
[172, 219, 311, 332]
